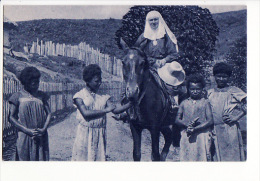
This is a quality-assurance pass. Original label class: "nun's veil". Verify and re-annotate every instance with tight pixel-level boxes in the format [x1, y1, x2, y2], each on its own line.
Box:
[143, 11, 179, 52]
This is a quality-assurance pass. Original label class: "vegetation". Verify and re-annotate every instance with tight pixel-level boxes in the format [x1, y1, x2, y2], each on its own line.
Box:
[225, 35, 247, 91]
[213, 10, 246, 59]
[9, 18, 122, 57]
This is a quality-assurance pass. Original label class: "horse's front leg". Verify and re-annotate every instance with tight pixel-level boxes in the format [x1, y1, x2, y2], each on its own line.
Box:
[150, 129, 160, 161]
[130, 122, 142, 161]
[160, 126, 173, 161]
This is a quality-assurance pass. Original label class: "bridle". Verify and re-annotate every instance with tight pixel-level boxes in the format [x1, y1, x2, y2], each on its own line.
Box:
[124, 47, 170, 125]
[123, 47, 149, 122]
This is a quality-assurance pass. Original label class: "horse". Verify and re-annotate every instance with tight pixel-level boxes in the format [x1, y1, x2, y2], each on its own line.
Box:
[119, 39, 180, 161]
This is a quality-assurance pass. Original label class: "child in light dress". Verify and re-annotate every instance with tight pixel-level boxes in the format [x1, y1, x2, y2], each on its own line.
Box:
[72, 64, 133, 161]
[8, 67, 51, 161]
[176, 74, 214, 161]
[208, 62, 247, 161]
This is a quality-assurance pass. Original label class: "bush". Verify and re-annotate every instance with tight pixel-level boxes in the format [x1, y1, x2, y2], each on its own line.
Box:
[225, 35, 247, 92]
[115, 5, 219, 76]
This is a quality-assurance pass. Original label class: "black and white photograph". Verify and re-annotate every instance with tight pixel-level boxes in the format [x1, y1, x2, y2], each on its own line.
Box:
[1, 1, 259, 181]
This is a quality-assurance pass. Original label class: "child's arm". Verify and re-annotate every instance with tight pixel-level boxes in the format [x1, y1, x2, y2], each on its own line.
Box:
[175, 113, 186, 128]
[193, 102, 214, 133]
[175, 104, 187, 129]
[107, 100, 133, 114]
[241, 97, 247, 114]
[223, 97, 247, 124]
[223, 111, 246, 124]
[36, 103, 51, 136]
[74, 98, 115, 121]
[8, 104, 38, 137]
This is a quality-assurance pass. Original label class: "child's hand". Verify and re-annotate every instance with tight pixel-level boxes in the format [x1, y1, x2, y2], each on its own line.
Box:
[128, 98, 136, 106]
[35, 128, 46, 136]
[223, 115, 238, 124]
[188, 117, 200, 127]
[25, 128, 39, 137]
[187, 126, 194, 134]
[105, 104, 116, 112]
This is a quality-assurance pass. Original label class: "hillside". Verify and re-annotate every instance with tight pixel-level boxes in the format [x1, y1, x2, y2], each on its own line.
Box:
[3, 51, 122, 83]
[10, 18, 123, 58]
[8, 9, 246, 60]
[212, 9, 247, 58]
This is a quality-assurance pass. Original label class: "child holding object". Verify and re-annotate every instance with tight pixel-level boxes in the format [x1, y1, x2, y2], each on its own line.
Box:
[175, 74, 214, 161]
[208, 62, 247, 161]
[8, 67, 51, 161]
[71, 64, 133, 161]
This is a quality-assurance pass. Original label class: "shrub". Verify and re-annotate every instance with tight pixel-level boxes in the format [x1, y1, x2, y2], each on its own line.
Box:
[225, 35, 247, 92]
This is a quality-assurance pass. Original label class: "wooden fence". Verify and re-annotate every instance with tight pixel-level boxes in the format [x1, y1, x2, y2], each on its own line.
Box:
[2, 77, 124, 147]
[29, 39, 123, 77]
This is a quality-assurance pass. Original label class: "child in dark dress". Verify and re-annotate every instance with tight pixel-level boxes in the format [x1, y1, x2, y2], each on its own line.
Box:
[8, 67, 51, 161]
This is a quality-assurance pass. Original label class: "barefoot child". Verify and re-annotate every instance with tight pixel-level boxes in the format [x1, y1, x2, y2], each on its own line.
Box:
[176, 74, 214, 161]
[71, 64, 133, 161]
[208, 62, 247, 161]
[8, 67, 51, 161]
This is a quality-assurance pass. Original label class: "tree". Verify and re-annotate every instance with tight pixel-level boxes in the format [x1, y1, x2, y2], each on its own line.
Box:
[115, 5, 219, 76]
[225, 35, 247, 92]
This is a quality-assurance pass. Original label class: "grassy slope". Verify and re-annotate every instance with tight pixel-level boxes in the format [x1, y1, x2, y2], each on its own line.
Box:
[212, 10, 247, 58]
[10, 18, 123, 58]
[3, 53, 121, 83]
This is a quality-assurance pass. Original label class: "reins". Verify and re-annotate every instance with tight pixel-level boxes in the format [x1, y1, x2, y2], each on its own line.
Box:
[133, 69, 170, 126]
[125, 47, 170, 125]
[132, 68, 151, 123]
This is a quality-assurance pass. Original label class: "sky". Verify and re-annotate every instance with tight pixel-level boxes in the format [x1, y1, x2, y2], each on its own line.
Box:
[4, 5, 247, 22]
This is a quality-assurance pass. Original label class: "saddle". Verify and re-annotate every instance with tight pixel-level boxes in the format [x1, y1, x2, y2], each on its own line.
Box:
[149, 69, 179, 124]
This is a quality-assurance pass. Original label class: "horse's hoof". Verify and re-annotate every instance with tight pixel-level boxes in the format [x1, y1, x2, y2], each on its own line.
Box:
[160, 152, 168, 161]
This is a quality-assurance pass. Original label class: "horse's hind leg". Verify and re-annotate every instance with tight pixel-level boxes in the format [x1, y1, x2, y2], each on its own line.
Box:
[130, 122, 142, 161]
[160, 126, 173, 161]
[150, 129, 160, 161]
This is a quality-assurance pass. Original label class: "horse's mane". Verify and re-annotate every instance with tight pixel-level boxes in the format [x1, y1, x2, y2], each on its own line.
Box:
[128, 47, 150, 70]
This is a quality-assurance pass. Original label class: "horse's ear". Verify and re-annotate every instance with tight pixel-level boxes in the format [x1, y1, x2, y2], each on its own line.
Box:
[139, 39, 148, 50]
[120, 38, 129, 51]
[134, 38, 147, 51]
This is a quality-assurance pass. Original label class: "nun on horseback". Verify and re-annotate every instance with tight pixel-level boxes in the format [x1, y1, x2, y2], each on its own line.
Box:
[114, 10, 186, 124]
[136, 10, 186, 107]
[135, 10, 179, 70]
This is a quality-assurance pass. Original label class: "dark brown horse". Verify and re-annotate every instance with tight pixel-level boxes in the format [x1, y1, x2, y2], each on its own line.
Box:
[120, 39, 178, 161]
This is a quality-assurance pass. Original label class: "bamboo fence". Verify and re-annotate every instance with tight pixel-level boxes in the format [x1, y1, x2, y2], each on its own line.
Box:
[29, 39, 123, 77]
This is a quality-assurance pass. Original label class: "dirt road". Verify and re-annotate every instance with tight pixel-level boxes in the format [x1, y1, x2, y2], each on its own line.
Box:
[48, 112, 180, 161]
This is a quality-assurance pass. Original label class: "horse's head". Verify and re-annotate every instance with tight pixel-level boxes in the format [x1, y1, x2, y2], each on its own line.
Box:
[120, 38, 148, 100]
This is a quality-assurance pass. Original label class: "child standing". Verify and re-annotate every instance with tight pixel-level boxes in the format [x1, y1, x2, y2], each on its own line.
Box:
[208, 62, 247, 161]
[71, 64, 133, 161]
[8, 67, 51, 161]
[176, 74, 214, 161]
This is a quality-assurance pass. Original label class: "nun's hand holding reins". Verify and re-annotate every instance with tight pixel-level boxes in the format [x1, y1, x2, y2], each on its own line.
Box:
[154, 58, 167, 69]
